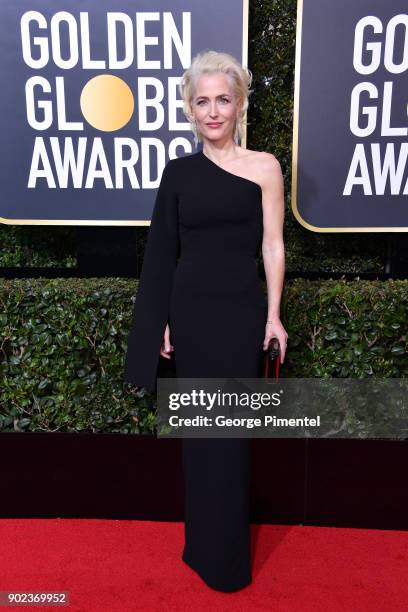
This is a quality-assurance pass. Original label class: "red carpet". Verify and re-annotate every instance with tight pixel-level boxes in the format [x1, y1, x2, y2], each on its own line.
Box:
[1, 519, 407, 611]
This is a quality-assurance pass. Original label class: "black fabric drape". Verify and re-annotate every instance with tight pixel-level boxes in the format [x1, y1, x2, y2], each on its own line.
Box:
[123, 160, 179, 392]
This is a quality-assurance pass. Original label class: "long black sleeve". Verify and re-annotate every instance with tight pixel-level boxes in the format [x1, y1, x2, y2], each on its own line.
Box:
[123, 159, 180, 392]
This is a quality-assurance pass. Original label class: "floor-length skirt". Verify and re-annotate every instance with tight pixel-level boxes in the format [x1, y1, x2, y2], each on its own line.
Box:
[170, 264, 267, 591]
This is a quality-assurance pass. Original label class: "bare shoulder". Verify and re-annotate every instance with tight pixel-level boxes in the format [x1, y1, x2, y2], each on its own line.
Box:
[257, 151, 282, 173]
[243, 149, 282, 189]
[242, 148, 280, 168]
[242, 148, 279, 164]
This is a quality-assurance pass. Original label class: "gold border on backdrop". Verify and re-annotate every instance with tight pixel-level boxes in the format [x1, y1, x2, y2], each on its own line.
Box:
[1, 1, 250, 228]
[291, 0, 407, 232]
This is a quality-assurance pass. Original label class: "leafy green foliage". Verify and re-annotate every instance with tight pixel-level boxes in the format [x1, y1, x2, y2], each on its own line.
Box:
[282, 278, 408, 378]
[0, 225, 76, 267]
[0, 279, 154, 433]
[1, 278, 406, 433]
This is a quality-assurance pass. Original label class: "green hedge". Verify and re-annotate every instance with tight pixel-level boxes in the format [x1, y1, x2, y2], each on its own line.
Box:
[0, 225, 76, 268]
[0, 0, 388, 273]
[1, 278, 406, 434]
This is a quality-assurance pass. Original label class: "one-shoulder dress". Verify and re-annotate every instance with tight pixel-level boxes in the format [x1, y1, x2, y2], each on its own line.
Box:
[123, 148, 267, 592]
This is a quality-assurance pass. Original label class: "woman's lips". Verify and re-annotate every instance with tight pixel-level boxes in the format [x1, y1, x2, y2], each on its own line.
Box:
[207, 123, 222, 128]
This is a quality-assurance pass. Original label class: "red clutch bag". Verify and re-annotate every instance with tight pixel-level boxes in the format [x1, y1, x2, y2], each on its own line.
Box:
[263, 337, 281, 383]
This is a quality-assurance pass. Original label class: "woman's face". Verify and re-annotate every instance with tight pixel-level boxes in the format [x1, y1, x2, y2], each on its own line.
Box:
[192, 73, 239, 143]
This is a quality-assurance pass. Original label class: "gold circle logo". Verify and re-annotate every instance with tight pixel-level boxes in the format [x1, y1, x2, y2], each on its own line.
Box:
[80, 75, 134, 132]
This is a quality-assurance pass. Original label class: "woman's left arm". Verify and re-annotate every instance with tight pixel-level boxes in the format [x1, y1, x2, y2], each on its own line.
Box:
[259, 153, 288, 362]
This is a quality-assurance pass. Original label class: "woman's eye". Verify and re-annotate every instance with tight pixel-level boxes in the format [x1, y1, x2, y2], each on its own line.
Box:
[196, 99, 229, 105]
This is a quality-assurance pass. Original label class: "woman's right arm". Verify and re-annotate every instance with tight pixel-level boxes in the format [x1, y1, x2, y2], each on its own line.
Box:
[123, 159, 179, 390]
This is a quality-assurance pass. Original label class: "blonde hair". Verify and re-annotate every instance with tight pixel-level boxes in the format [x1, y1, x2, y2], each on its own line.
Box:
[179, 49, 254, 147]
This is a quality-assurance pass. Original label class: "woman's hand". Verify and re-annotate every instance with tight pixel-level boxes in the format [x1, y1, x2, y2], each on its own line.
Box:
[160, 323, 174, 359]
[263, 315, 288, 363]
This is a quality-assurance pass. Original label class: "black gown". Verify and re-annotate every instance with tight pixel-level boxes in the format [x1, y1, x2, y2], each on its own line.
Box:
[123, 148, 267, 591]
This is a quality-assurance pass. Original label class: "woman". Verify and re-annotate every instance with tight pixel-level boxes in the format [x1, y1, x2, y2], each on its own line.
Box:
[123, 49, 287, 592]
